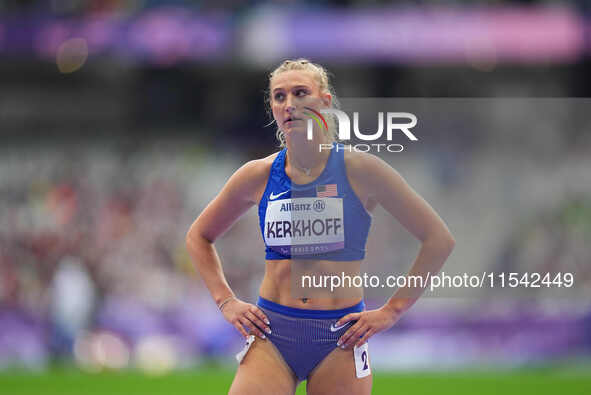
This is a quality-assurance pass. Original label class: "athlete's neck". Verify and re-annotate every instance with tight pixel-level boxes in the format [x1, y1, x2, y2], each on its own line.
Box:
[285, 138, 331, 178]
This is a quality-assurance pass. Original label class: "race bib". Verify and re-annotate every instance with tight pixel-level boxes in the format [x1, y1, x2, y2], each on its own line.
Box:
[264, 197, 344, 256]
[354, 342, 371, 378]
[235, 335, 255, 364]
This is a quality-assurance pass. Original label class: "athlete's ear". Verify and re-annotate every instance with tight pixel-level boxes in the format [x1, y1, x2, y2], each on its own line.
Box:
[321, 92, 332, 108]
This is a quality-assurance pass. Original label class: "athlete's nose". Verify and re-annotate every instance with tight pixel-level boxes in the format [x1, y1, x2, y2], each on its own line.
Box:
[285, 93, 297, 113]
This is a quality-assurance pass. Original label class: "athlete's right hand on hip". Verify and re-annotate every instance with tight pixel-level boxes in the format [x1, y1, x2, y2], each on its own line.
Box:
[220, 297, 272, 340]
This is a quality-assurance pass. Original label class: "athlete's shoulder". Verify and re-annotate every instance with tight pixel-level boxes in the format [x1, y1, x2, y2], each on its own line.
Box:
[342, 146, 410, 201]
[231, 151, 280, 188]
[342, 147, 388, 177]
[239, 151, 281, 181]
[224, 151, 281, 204]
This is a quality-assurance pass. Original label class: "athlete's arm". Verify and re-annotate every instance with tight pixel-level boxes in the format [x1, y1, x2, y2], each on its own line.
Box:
[364, 154, 455, 304]
[186, 159, 272, 339]
[338, 152, 455, 348]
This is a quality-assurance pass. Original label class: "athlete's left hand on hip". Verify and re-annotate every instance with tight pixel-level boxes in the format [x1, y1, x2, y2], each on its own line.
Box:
[336, 307, 401, 350]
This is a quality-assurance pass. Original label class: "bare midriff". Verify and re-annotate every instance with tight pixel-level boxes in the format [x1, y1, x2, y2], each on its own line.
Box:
[259, 259, 364, 309]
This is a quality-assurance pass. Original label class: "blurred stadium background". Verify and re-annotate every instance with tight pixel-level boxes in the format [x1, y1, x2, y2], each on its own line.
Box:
[1, 0, 591, 394]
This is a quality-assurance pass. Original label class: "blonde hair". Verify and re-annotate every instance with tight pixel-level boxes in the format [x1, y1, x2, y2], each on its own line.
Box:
[267, 58, 340, 147]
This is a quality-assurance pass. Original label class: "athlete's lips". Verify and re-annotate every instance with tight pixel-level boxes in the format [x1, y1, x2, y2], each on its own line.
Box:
[284, 117, 302, 125]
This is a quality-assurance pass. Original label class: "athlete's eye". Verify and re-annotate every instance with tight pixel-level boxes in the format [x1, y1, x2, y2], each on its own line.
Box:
[295, 89, 309, 97]
[274, 92, 285, 101]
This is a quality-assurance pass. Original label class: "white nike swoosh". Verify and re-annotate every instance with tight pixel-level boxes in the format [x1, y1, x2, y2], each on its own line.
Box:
[330, 322, 351, 332]
[269, 190, 289, 200]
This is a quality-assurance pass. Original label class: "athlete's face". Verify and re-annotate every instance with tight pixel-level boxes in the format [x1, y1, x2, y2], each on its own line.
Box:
[270, 70, 331, 139]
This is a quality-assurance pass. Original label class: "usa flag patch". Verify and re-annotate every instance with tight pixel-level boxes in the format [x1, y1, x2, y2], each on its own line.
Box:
[316, 184, 338, 197]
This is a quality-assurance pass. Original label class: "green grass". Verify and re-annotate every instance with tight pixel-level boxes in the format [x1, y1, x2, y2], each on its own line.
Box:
[1, 366, 590, 395]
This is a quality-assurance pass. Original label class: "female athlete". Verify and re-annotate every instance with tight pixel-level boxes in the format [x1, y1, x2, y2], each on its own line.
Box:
[186, 59, 455, 395]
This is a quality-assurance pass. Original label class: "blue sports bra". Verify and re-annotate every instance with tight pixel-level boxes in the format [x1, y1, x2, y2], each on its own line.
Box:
[258, 143, 372, 261]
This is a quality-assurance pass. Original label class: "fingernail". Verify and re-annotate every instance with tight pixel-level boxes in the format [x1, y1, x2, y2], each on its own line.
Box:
[265, 319, 270, 325]
[261, 334, 266, 339]
[337, 341, 341, 346]
[265, 328, 271, 334]
[340, 345, 346, 349]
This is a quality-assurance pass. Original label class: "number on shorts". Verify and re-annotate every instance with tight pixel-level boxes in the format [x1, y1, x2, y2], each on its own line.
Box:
[361, 350, 368, 370]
